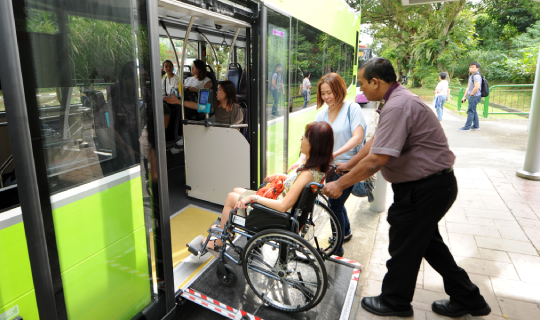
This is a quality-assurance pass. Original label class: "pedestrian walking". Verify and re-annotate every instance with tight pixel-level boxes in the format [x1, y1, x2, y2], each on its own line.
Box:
[434, 72, 450, 121]
[458, 62, 482, 131]
[301, 71, 312, 109]
[270, 63, 285, 117]
[323, 58, 491, 318]
[289, 72, 367, 257]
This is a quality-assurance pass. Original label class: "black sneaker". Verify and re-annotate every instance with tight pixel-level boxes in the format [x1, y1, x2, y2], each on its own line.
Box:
[471, 127, 480, 130]
[361, 296, 414, 317]
[432, 299, 491, 317]
[457, 127, 471, 131]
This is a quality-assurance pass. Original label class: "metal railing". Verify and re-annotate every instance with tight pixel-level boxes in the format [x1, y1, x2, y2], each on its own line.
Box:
[483, 84, 533, 118]
[447, 86, 464, 110]
[448, 84, 533, 118]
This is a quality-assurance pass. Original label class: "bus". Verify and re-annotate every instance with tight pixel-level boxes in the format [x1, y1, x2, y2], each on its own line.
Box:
[0, 0, 360, 319]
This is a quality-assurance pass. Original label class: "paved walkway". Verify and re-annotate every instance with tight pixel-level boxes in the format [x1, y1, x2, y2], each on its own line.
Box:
[346, 104, 540, 320]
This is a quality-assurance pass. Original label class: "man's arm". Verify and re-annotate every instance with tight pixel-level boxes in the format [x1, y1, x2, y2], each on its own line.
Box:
[323, 153, 390, 199]
[471, 81, 481, 96]
[336, 136, 374, 172]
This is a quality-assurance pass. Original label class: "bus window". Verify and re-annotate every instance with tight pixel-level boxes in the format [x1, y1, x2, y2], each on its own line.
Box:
[12, 0, 166, 318]
[159, 37, 199, 74]
[0, 82, 19, 213]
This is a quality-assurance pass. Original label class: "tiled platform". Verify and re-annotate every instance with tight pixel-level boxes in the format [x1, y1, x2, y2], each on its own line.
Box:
[356, 168, 540, 320]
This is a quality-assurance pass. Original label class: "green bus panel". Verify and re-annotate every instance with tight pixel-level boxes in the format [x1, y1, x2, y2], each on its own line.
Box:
[53, 176, 151, 319]
[0, 222, 39, 319]
[266, 0, 360, 46]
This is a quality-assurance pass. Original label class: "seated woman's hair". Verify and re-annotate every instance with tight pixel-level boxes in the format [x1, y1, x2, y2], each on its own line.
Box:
[299, 121, 334, 174]
[218, 80, 239, 106]
[316, 73, 347, 109]
[193, 59, 208, 81]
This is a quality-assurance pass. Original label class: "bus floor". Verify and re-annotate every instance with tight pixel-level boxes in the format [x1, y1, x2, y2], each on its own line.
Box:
[174, 237, 354, 320]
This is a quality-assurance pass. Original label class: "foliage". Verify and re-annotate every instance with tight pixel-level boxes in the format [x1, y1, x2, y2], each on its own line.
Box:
[348, 0, 540, 86]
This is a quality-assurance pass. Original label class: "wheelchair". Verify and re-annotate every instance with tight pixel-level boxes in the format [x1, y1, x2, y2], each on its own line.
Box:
[187, 182, 342, 313]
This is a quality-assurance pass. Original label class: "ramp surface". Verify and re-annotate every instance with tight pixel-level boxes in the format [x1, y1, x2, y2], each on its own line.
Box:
[188, 237, 354, 320]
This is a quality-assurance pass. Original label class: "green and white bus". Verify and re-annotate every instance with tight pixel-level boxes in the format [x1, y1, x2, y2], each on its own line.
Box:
[0, 0, 360, 319]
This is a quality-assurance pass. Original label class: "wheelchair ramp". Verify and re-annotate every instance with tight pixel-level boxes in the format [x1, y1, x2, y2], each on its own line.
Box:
[181, 237, 361, 320]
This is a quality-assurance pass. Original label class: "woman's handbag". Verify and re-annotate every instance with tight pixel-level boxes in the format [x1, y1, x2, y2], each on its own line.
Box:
[256, 175, 287, 200]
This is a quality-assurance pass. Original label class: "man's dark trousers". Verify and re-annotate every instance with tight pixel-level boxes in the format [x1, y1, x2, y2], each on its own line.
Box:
[380, 172, 487, 311]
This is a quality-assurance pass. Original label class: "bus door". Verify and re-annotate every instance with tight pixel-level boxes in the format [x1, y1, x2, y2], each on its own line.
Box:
[262, 5, 292, 181]
[0, 0, 176, 318]
[157, 1, 253, 206]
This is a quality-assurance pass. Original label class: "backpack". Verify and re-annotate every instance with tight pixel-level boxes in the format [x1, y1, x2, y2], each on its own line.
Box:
[480, 74, 489, 98]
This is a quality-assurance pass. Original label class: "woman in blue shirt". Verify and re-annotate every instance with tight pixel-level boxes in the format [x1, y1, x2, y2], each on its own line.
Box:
[289, 73, 367, 257]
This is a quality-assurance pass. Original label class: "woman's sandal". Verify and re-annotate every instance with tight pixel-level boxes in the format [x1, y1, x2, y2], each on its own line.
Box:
[209, 223, 235, 243]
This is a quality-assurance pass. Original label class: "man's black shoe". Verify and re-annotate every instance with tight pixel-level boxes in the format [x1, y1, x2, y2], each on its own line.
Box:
[432, 299, 491, 317]
[334, 248, 344, 257]
[361, 296, 413, 317]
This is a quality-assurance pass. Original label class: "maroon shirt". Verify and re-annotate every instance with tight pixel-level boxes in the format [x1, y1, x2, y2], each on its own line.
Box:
[371, 84, 455, 183]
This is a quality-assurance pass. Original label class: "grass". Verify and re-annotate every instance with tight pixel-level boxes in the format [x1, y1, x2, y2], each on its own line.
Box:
[407, 85, 530, 120]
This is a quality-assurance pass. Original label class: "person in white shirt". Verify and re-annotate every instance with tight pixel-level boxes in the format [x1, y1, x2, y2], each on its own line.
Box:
[184, 59, 212, 94]
[434, 72, 450, 121]
[301, 71, 312, 109]
[162, 60, 179, 96]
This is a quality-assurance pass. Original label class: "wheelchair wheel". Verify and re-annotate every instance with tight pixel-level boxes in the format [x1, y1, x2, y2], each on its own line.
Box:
[242, 229, 327, 313]
[301, 197, 342, 257]
[216, 264, 237, 287]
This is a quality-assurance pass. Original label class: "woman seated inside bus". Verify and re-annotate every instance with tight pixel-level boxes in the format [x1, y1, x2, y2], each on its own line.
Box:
[205, 121, 334, 251]
[164, 80, 243, 125]
[184, 59, 212, 100]
[213, 80, 244, 125]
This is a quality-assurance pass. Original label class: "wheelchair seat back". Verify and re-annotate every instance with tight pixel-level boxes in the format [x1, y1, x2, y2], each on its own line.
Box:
[244, 183, 321, 234]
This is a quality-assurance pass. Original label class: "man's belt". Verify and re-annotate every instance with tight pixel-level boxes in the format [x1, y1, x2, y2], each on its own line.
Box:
[420, 167, 454, 181]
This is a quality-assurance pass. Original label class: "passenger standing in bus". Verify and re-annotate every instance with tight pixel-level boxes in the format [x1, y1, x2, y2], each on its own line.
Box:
[289, 73, 367, 257]
[270, 64, 285, 117]
[301, 71, 312, 109]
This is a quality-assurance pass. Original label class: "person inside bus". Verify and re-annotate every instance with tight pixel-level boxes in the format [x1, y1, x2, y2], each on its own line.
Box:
[204, 121, 334, 252]
[213, 80, 244, 125]
[184, 59, 212, 101]
[164, 80, 243, 125]
[289, 72, 367, 258]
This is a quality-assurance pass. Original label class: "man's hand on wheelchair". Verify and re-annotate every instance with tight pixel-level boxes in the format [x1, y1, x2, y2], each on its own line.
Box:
[322, 181, 343, 199]
[336, 162, 350, 174]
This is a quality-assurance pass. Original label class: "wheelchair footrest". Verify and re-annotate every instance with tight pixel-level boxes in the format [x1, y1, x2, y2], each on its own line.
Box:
[187, 235, 206, 256]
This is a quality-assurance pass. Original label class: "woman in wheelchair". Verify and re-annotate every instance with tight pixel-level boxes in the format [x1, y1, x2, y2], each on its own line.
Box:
[205, 121, 334, 251]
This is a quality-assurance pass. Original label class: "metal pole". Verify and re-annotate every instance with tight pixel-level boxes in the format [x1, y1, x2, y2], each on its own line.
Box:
[369, 172, 388, 213]
[260, 5, 268, 183]
[517, 45, 540, 180]
[370, 106, 388, 212]
[225, 29, 240, 80]
[147, 0, 176, 312]
[0, 1, 59, 319]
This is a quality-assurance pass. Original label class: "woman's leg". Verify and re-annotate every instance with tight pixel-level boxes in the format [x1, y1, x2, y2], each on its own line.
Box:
[326, 174, 353, 255]
[207, 191, 242, 249]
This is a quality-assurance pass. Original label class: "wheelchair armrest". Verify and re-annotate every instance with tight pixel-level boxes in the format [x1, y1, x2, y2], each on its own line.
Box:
[250, 203, 290, 219]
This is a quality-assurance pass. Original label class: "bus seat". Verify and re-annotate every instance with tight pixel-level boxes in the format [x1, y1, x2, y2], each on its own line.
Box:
[228, 63, 242, 92]
[236, 70, 247, 102]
